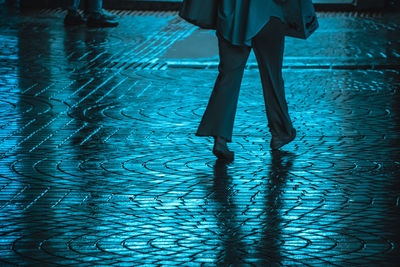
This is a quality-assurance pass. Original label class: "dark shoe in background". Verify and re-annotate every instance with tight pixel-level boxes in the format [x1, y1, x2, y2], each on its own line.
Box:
[64, 10, 86, 26]
[86, 12, 119, 28]
[270, 128, 297, 150]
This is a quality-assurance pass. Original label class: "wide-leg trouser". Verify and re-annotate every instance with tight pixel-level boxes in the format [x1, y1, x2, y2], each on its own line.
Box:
[196, 17, 293, 142]
[66, 0, 102, 13]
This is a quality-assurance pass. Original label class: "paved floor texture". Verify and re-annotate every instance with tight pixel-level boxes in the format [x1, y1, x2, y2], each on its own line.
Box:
[0, 6, 400, 266]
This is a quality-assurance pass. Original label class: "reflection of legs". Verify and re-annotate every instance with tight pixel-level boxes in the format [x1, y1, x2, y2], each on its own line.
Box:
[196, 33, 251, 142]
[252, 18, 295, 149]
[213, 159, 246, 262]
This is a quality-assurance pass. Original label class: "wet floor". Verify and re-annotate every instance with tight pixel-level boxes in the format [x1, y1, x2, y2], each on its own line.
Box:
[0, 6, 400, 266]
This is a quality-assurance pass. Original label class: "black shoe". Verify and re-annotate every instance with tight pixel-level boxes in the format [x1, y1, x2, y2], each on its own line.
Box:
[64, 10, 85, 26]
[213, 137, 234, 161]
[270, 128, 297, 150]
[87, 12, 119, 28]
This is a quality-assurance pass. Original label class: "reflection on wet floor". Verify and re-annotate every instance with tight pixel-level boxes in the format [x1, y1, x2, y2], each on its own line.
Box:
[0, 7, 400, 266]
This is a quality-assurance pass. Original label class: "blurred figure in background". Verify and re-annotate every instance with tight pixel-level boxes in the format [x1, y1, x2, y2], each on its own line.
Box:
[64, 0, 119, 27]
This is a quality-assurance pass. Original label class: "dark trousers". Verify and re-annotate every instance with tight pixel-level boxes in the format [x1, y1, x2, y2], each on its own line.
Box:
[66, 0, 102, 13]
[196, 18, 293, 142]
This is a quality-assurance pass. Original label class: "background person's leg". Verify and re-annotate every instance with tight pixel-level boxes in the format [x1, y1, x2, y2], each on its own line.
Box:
[85, 0, 119, 27]
[252, 18, 294, 142]
[196, 33, 251, 142]
[86, 0, 102, 14]
[65, 0, 80, 11]
[64, 0, 85, 25]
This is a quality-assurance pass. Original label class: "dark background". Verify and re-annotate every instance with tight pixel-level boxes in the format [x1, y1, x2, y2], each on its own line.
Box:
[3, 0, 400, 11]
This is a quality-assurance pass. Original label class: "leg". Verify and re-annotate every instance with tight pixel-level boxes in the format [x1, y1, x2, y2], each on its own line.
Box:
[196, 32, 251, 142]
[252, 17, 295, 148]
[65, 0, 80, 11]
[64, 0, 85, 26]
[85, 0, 119, 27]
[86, 0, 102, 14]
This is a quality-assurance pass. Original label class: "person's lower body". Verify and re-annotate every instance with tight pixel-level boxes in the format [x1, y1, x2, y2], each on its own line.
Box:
[252, 18, 295, 150]
[64, 0, 119, 27]
[196, 17, 295, 159]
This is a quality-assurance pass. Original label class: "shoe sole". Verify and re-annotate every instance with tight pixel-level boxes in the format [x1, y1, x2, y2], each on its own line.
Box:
[87, 22, 119, 28]
[64, 20, 86, 26]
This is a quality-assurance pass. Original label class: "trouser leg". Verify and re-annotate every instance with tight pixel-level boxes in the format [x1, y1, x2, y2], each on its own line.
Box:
[86, 0, 102, 14]
[252, 17, 293, 137]
[66, 0, 80, 11]
[196, 33, 251, 142]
